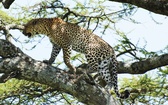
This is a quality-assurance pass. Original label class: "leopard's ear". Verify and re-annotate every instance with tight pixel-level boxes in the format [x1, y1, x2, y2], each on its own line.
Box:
[53, 17, 63, 23]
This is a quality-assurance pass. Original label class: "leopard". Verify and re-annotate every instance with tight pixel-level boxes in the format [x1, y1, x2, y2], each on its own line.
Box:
[23, 17, 129, 99]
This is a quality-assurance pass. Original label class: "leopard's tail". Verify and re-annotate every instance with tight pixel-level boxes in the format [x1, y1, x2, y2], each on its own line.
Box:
[109, 55, 130, 99]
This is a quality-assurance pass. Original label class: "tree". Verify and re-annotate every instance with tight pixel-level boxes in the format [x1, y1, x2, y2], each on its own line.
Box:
[0, 0, 167, 105]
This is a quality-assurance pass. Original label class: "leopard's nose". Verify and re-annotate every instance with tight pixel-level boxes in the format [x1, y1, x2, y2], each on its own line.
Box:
[26, 33, 32, 38]
[22, 30, 32, 38]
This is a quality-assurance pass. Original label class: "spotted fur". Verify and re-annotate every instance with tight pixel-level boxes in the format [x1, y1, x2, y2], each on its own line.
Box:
[23, 17, 129, 99]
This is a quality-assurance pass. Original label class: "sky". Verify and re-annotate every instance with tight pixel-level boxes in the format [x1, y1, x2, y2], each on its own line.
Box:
[6, 0, 167, 66]
[1, 0, 166, 70]
[13, 1, 168, 47]
[3, 0, 167, 71]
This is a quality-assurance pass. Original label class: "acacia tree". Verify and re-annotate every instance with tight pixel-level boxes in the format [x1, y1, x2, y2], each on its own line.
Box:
[0, 0, 168, 105]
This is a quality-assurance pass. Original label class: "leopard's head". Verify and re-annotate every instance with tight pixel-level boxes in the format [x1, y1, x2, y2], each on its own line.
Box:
[23, 18, 49, 38]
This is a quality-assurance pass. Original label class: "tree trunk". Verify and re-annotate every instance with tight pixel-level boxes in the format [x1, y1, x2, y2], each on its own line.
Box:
[0, 39, 120, 105]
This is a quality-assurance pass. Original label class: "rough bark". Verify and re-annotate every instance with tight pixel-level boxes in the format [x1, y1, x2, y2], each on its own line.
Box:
[0, 0, 15, 9]
[0, 56, 120, 105]
[0, 39, 120, 105]
[117, 54, 168, 74]
[109, 0, 168, 16]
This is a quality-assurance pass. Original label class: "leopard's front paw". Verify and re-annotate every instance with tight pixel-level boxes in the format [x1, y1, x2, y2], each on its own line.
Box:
[67, 67, 77, 78]
[68, 68, 76, 74]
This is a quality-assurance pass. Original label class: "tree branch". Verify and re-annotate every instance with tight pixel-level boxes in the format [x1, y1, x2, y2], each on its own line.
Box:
[0, 39, 119, 105]
[117, 54, 168, 74]
[109, 0, 168, 16]
[77, 54, 168, 74]
[0, 0, 15, 9]
[0, 24, 24, 41]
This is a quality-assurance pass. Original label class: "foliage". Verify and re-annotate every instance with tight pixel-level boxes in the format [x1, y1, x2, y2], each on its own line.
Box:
[120, 69, 168, 105]
[0, 79, 81, 105]
[0, 10, 18, 24]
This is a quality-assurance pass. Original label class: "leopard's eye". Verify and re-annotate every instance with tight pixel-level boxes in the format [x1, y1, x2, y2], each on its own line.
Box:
[32, 20, 37, 25]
